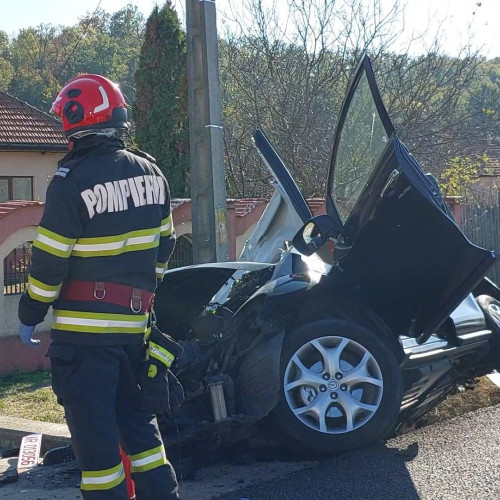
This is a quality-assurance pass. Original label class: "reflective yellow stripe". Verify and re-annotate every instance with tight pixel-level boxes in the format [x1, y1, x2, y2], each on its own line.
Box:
[81, 462, 125, 491]
[33, 226, 76, 258]
[27, 275, 62, 303]
[160, 215, 173, 236]
[72, 228, 160, 257]
[155, 261, 167, 278]
[52, 310, 148, 334]
[129, 445, 167, 474]
[148, 341, 175, 368]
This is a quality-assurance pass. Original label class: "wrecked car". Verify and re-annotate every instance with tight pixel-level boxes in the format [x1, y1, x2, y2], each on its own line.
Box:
[154, 54, 500, 457]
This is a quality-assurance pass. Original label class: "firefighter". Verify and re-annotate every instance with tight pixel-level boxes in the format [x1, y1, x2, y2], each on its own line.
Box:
[18, 74, 181, 499]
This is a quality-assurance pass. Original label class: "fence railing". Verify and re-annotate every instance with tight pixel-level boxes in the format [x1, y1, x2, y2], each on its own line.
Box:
[4, 242, 32, 295]
[167, 236, 193, 269]
[461, 204, 500, 285]
[2, 235, 194, 296]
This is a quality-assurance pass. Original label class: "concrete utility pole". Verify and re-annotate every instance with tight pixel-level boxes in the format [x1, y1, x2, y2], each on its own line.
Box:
[186, 0, 228, 264]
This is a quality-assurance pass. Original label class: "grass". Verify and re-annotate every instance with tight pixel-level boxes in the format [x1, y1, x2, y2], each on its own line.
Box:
[0, 370, 64, 424]
[420, 376, 500, 426]
[0, 371, 499, 429]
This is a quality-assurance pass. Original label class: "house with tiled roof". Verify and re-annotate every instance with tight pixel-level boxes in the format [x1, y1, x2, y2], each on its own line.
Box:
[475, 141, 500, 205]
[0, 91, 67, 203]
[457, 139, 500, 205]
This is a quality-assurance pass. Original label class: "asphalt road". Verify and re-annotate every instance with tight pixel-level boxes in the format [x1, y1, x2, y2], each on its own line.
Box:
[219, 404, 500, 500]
[2, 404, 500, 499]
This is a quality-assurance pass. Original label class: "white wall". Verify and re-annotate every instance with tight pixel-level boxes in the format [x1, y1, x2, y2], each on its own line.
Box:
[236, 223, 257, 259]
[174, 220, 192, 239]
[0, 151, 65, 202]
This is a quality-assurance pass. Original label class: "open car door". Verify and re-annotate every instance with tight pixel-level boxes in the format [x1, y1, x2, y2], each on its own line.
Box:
[324, 54, 497, 343]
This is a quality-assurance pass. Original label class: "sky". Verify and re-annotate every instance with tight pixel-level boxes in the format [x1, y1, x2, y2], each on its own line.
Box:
[1, 0, 499, 58]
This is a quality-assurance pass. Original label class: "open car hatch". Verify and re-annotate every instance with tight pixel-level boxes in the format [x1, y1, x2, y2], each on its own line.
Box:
[325, 54, 497, 343]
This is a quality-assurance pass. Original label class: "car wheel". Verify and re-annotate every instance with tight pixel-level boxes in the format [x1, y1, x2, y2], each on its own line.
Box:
[476, 295, 500, 368]
[476, 295, 500, 329]
[273, 319, 403, 455]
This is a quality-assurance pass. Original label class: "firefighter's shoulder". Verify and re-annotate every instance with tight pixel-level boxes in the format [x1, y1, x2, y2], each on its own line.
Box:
[52, 157, 84, 181]
[126, 147, 156, 164]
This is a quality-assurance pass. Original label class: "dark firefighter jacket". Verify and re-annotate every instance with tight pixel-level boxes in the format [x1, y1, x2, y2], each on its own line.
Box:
[18, 135, 176, 346]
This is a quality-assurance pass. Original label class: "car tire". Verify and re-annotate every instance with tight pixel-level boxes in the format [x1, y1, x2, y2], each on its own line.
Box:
[272, 319, 403, 456]
[476, 295, 500, 368]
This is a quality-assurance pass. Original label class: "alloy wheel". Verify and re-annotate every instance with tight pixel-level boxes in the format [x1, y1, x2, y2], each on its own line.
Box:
[283, 335, 384, 434]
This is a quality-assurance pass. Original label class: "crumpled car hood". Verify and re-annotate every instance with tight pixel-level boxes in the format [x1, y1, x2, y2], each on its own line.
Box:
[155, 262, 273, 336]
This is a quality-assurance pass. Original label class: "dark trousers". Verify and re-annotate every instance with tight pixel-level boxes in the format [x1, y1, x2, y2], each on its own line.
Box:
[47, 340, 179, 499]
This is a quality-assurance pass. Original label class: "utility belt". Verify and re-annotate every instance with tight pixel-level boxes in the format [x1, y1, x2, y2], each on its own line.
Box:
[59, 279, 184, 414]
[60, 280, 154, 314]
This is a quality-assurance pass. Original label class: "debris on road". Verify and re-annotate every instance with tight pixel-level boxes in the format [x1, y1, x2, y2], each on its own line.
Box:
[0, 457, 18, 485]
[18, 433, 42, 470]
[42, 444, 75, 466]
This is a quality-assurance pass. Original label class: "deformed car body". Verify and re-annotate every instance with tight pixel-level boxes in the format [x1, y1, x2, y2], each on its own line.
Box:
[154, 54, 500, 457]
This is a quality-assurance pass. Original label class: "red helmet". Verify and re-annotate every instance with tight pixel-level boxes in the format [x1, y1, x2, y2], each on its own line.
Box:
[51, 74, 128, 137]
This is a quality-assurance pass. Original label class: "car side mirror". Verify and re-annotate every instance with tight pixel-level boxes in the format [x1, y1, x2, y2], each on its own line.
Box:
[292, 215, 337, 256]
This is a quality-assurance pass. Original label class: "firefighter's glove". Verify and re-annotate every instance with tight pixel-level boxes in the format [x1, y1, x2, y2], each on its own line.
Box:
[19, 323, 40, 346]
[147, 327, 184, 370]
[140, 327, 184, 416]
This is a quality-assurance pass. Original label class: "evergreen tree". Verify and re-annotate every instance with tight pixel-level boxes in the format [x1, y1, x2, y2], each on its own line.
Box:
[0, 31, 13, 91]
[133, 2, 189, 197]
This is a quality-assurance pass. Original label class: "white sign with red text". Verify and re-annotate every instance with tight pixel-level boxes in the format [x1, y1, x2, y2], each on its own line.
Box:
[17, 433, 42, 469]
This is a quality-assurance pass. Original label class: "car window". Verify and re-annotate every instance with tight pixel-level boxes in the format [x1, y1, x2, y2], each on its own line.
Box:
[330, 71, 389, 224]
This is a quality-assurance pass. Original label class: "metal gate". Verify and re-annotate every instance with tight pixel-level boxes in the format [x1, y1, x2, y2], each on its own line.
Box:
[168, 235, 193, 269]
[4, 242, 32, 295]
[3, 237, 195, 294]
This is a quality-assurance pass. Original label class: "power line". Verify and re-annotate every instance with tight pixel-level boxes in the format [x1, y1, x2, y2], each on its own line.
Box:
[55, 0, 103, 82]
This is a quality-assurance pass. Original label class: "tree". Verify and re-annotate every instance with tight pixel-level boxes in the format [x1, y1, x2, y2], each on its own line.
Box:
[218, 0, 483, 197]
[54, 6, 145, 105]
[8, 25, 60, 108]
[463, 59, 500, 142]
[4, 6, 145, 111]
[108, 5, 145, 106]
[133, 2, 189, 197]
[0, 30, 13, 91]
[439, 154, 487, 202]
[377, 51, 481, 175]
[219, 0, 406, 197]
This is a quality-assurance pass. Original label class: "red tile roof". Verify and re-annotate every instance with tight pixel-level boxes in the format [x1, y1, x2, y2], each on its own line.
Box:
[171, 198, 189, 211]
[0, 198, 325, 224]
[0, 201, 44, 246]
[478, 142, 500, 177]
[0, 92, 67, 151]
[230, 198, 267, 217]
[194, 198, 326, 218]
[307, 198, 326, 215]
[0, 200, 44, 221]
[458, 139, 500, 177]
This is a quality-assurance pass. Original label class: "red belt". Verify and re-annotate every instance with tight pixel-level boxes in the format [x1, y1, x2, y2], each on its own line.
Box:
[60, 281, 154, 313]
